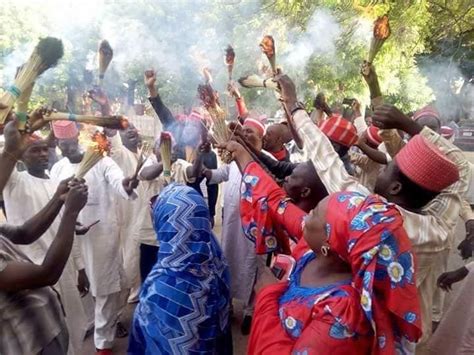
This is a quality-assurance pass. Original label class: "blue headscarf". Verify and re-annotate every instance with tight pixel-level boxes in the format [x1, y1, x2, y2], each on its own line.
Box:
[128, 184, 231, 355]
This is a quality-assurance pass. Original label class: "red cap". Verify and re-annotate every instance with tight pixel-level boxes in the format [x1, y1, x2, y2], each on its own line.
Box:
[395, 134, 459, 192]
[319, 114, 358, 147]
[52, 120, 79, 139]
[366, 125, 383, 146]
[244, 117, 265, 136]
[413, 105, 440, 123]
[440, 126, 454, 139]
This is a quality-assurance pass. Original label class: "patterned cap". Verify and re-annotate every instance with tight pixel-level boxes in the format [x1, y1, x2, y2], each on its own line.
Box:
[366, 125, 383, 146]
[395, 134, 459, 192]
[52, 120, 79, 139]
[413, 105, 440, 123]
[244, 117, 265, 136]
[319, 114, 358, 147]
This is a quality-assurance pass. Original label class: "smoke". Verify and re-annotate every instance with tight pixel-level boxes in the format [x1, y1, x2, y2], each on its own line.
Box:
[418, 60, 467, 121]
[283, 9, 342, 69]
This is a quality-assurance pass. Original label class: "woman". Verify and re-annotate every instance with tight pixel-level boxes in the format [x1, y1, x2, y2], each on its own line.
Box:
[249, 191, 422, 354]
[128, 184, 231, 355]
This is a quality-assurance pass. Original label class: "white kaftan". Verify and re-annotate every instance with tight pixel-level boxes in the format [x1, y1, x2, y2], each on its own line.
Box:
[3, 169, 89, 354]
[50, 156, 135, 297]
[209, 162, 257, 309]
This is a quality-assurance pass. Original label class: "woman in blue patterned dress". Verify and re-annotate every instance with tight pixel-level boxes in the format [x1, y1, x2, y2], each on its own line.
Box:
[128, 184, 231, 355]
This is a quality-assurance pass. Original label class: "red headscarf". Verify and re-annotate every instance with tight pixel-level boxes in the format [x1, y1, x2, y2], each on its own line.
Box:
[326, 192, 422, 353]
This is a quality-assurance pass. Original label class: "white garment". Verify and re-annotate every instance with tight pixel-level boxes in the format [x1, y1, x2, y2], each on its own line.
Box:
[108, 135, 142, 298]
[3, 169, 88, 354]
[209, 162, 257, 306]
[50, 156, 135, 297]
[428, 262, 474, 355]
[136, 155, 167, 246]
[94, 292, 122, 350]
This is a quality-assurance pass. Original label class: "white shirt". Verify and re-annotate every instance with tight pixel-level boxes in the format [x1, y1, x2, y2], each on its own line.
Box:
[50, 156, 136, 296]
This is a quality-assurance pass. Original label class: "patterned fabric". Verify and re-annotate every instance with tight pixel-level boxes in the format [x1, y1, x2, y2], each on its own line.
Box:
[240, 162, 306, 255]
[326, 191, 422, 353]
[128, 184, 231, 355]
[293, 109, 470, 254]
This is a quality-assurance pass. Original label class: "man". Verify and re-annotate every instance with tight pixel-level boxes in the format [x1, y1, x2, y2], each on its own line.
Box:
[0, 119, 88, 354]
[277, 74, 470, 350]
[263, 123, 290, 161]
[0, 113, 91, 354]
[203, 117, 266, 335]
[50, 120, 138, 355]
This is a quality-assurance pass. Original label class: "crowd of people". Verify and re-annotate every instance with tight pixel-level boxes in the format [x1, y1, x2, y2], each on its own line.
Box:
[0, 55, 473, 355]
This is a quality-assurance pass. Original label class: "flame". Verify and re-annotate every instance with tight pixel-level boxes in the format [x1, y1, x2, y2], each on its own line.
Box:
[259, 35, 275, 58]
[118, 115, 129, 129]
[374, 15, 390, 40]
[224, 45, 235, 66]
[90, 131, 110, 156]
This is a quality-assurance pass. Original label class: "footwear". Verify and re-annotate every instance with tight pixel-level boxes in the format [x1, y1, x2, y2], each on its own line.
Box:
[95, 349, 113, 355]
[241, 315, 252, 335]
[116, 321, 128, 338]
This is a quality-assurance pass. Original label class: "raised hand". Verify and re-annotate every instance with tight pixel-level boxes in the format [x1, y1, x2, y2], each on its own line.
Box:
[64, 183, 88, 214]
[372, 104, 421, 136]
[144, 70, 157, 89]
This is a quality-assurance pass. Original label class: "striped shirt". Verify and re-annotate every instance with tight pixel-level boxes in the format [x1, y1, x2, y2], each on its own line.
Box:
[293, 109, 470, 254]
[0, 235, 64, 355]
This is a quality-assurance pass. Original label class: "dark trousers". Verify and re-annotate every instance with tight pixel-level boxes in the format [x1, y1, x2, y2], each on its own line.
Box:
[139, 244, 159, 282]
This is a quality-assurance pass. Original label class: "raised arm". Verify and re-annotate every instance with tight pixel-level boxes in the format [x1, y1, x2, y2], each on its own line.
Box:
[276, 75, 369, 195]
[145, 70, 177, 131]
[0, 177, 73, 245]
[257, 151, 297, 180]
[0, 183, 88, 292]
[361, 61, 383, 108]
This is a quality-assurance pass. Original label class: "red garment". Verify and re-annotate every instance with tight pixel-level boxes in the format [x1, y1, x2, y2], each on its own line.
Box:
[270, 148, 288, 161]
[326, 192, 423, 353]
[236, 97, 248, 118]
[240, 162, 306, 255]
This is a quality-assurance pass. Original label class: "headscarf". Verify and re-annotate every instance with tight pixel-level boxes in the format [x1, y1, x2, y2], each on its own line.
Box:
[326, 191, 422, 353]
[129, 184, 231, 355]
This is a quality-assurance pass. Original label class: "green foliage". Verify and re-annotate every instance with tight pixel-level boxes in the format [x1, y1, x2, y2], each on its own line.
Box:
[0, 0, 472, 118]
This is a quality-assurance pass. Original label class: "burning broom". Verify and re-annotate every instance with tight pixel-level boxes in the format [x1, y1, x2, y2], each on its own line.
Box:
[76, 131, 110, 179]
[197, 83, 233, 164]
[98, 40, 113, 86]
[367, 15, 391, 64]
[260, 35, 276, 75]
[224, 45, 235, 82]
[159, 132, 173, 184]
[44, 111, 129, 130]
[0, 37, 64, 125]
[132, 141, 152, 180]
[238, 74, 279, 91]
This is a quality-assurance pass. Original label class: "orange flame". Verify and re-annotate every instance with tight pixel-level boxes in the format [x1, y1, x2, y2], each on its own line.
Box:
[259, 35, 275, 58]
[374, 15, 390, 40]
[91, 131, 110, 156]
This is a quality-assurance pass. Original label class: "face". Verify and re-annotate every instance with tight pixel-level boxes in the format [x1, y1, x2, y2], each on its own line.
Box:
[120, 124, 141, 150]
[57, 138, 82, 162]
[374, 161, 401, 200]
[283, 163, 309, 202]
[263, 125, 280, 152]
[303, 196, 330, 252]
[22, 141, 49, 171]
[417, 116, 440, 133]
[243, 125, 263, 151]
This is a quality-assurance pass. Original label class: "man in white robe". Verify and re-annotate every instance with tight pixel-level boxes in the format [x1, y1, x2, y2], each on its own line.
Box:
[0, 130, 90, 354]
[50, 120, 138, 353]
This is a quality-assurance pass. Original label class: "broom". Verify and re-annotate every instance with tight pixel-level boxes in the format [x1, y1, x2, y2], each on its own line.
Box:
[197, 83, 233, 164]
[260, 35, 276, 75]
[132, 142, 152, 179]
[76, 132, 110, 179]
[44, 112, 129, 129]
[238, 74, 279, 91]
[160, 132, 173, 183]
[367, 15, 390, 64]
[98, 40, 113, 86]
[0, 37, 64, 125]
[224, 45, 235, 82]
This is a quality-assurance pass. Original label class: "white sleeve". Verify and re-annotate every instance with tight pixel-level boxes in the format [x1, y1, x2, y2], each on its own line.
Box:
[208, 164, 230, 184]
[102, 157, 137, 200]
